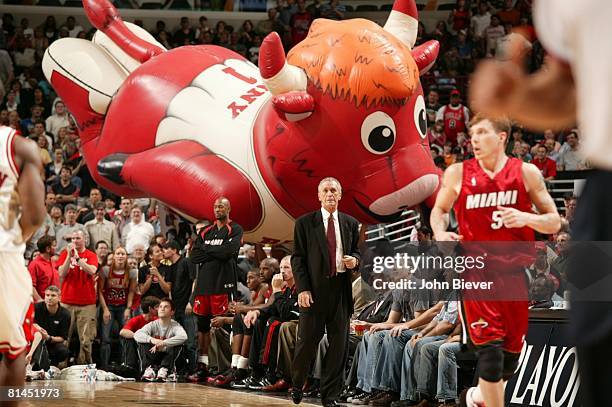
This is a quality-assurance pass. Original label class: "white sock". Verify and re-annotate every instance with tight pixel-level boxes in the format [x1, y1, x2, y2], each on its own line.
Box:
[198, 355, 209, 365]
[231, 354, 240, 368]
[467, 387, 484, 407]
[237, 356, 249, 370]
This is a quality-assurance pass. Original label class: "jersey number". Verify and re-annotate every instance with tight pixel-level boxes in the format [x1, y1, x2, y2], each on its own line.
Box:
[491, 210, 503, 230]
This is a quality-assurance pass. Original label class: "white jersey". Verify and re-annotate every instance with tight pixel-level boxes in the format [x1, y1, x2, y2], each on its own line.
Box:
[534, 0, 612, 170]
[0, 126, 24, 254]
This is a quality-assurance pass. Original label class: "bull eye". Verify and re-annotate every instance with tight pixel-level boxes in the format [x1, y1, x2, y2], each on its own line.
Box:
[361, 111, 396, 154]
[413, 95, 427, 139]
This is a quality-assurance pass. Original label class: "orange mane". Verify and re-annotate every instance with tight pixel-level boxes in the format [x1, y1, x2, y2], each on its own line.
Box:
[287, 18, 420, 108]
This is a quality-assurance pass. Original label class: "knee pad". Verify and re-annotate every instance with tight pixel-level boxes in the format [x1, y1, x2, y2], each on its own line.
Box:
[198, 315, 212, 333]
[502, 352, 520, 381]
[477, 345, 504, 382]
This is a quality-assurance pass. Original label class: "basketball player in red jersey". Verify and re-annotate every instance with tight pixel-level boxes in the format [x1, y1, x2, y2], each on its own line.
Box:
[430, 114, 560, 407]
[0, 126, 46, 397]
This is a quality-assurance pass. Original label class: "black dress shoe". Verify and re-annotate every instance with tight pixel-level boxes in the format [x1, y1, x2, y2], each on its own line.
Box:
[290, 387, 304, 404]
[322, 400, 339, 407]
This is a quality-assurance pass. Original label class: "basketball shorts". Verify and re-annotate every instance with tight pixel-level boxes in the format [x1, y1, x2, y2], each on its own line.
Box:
[0, 252, 34, 359]
[460, 300, 528, 354]
[193, 294, 229, 317]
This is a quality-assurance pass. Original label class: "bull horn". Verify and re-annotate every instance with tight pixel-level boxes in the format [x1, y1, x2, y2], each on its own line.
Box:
[383, 0, 419, 50]
[259, 32, 307, 95]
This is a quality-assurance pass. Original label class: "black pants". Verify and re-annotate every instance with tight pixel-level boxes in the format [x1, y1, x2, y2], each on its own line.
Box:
[137, 343, 182, 373]
[249, 316, 283, 378]
[120, 338, 139, 370]
[570, 169, 612, 406]
[292, 280, 350, 401]
[31, 342, 69, 370]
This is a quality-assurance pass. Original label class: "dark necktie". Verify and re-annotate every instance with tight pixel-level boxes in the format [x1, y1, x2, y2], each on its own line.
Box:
[327, 215, 337, 277]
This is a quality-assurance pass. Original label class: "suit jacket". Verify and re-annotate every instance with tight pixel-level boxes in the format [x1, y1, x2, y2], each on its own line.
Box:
[292, 210, 361, 315]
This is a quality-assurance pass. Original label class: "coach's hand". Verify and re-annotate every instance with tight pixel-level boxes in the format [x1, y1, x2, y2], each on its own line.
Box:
[298, 291, 314, 308]
[497, 206, 529, 228]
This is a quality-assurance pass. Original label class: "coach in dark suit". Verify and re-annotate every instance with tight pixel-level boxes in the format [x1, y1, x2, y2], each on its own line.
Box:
[290, 177, 361, 407]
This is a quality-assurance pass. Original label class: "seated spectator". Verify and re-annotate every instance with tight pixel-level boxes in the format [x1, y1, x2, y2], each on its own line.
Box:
[442, 142, 457, 167]
[98, 247, 138, 370]
[118, 296, 160, 376]
[484, 15, 505, 57]
[400, 300, 459, 405]
[45, 100, 70, 138]
[544, 138, 559, 162]
[28, 235, 59, 303]
[135, 298, 188, 382]
[123, 205, 155, 254]
[32, 286, 70, 369]
[557, 130, 587, 170]
[49, 205, 63, 229]
[320, 0, 345, 20]
[45, 148, 65, 185]
[77, 188, 103, 224]
[414, 322, 462, 405]
[290, 0, 313, 45]
[85, 202, 120, 250]
[531, 145, 557, 180]
[51, 166, 79, 207]
[113, 197, 132, 241]
[471, 1, 492, 49]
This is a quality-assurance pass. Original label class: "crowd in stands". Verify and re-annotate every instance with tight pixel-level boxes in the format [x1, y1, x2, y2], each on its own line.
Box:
[0, 1, 580, 405]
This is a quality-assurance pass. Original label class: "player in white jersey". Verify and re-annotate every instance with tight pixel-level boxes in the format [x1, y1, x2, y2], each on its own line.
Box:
[470, 1, 612, 405]
[0, 125, 45, 394]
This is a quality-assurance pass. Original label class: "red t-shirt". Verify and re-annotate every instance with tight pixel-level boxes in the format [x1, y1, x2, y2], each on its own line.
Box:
[28, 255, 59, 299]
[123, 314, 158, 332]
[59, 248, 99, 306]
[531, 157, 557, 179]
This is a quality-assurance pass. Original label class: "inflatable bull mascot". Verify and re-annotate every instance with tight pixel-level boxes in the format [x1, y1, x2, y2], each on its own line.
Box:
[43, 0, 440, 242]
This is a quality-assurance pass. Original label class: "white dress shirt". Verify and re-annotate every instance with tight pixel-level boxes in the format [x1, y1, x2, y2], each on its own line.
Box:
[322, 208, 345, 273]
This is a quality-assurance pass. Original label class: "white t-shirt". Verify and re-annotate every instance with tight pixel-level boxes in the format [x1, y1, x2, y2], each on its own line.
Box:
[534, 0, 612, 169]
[471, 12, 491, 38]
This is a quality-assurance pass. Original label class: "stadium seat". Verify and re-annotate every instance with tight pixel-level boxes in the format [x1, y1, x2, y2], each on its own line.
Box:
[140, 2, 163, 8]
[168, 0, 192, 9]
[379, 4, 392, 11]
[63, 0, 83, 7]
[37, 0, 62, 6]
[355, 4, 378, 11]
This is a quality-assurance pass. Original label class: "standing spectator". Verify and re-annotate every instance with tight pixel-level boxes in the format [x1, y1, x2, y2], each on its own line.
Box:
[138, 243, 172, 300]
[557, 130, 587, 170]
[98, 247, 138, 370]
[257, 8, 282, 37]
[33, 286, 70, 368]
[28, 236, 59, 303]
[497, 0, 521, 26]
[320, 0, 345, 20]
[113, 197, 132, 241]
[20, 105, 44, 137]
[85, 202, 120, 250]
[436, 89, 470, 147]
[95, 240, 110, 270]
[531, 145, 557, 180]
[187, 197, 243, 382]
[77, 188, 103, 224]
[58, 230, 99, 364]
[49, 205, 63, 229]
[63, 16, 84, 38]
[173, 17, 196, 47]
[164, 240, 197, 373]
[447, 0, 470, 32]
[471, 1, 491, 42]
[135, 298, 187, 381]
[426, 90, 441, 118]
[45, 100, 70, 138]
[122, 206, 155, 254]
[55, 204, 87, 252]
[237, 244, 257, 285]
[484, 15, 505, 57]
[51, 166, 79, 207]
[290, 0, 313, 46]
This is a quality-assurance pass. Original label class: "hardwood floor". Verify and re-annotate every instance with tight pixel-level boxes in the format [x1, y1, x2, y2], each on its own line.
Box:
[16, 381, 321, 406]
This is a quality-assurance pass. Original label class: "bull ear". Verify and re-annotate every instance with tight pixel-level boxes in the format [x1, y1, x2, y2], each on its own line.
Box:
[272, 91, 315, 122]
[412, 40, 439, 75]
